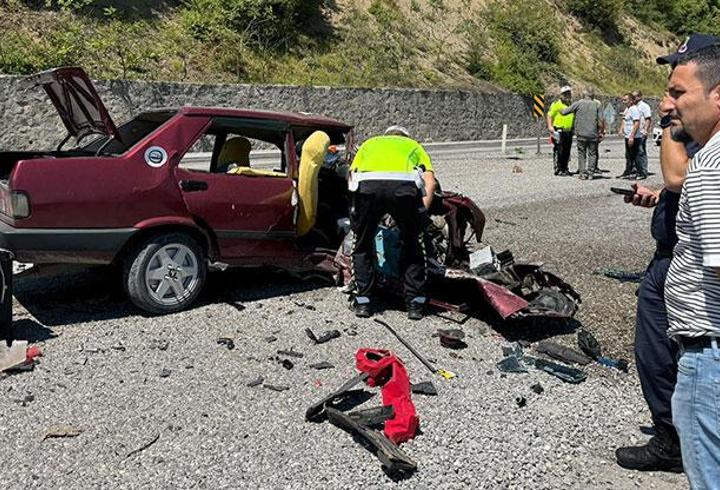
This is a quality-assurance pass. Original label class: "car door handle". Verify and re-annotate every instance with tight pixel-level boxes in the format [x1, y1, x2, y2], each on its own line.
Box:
[180, 180, 208, 192]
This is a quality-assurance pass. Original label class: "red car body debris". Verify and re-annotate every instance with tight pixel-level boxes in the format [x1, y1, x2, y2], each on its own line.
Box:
[335, 195, 581, 322]
[356, 348, 419, 444]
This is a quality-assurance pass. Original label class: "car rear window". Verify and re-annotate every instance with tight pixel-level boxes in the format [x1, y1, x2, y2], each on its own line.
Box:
[80, 110, 177, 155]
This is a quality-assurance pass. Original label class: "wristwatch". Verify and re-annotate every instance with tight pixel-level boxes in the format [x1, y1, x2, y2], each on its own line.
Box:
[659, 114, 673, 129]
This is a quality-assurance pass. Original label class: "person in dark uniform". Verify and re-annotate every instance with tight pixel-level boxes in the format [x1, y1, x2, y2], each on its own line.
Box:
[347, 125, 436, 320]
[614, 185, 685, 472]
[614, 34, 717, 472]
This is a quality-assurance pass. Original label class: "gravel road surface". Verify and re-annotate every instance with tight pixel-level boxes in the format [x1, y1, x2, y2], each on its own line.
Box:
[0, 139, 688, 489]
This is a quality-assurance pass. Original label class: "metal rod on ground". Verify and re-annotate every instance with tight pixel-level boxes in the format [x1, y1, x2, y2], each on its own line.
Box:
[501, 124, 507, 156]
[373, 318, 456, 379]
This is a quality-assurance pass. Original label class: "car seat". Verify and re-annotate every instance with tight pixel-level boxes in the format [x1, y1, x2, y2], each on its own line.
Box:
[297, 131, 330, 237]
[217, 136, 251, 173]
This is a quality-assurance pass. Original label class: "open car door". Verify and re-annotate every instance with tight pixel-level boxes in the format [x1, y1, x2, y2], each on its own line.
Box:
[22, 67, 121, 145]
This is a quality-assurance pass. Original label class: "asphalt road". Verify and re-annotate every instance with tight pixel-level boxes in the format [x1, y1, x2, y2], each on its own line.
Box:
[0, 138, 688, 489]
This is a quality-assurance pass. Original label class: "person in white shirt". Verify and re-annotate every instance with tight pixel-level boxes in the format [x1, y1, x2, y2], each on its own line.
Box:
[617, 93, 642, 179]
[633, 90, 652, 179]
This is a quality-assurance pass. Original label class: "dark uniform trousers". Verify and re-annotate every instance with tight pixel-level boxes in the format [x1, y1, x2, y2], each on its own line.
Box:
[635, 254, 679, 435]
[553, 129, 573, 174]
[350, 180, 426, 304]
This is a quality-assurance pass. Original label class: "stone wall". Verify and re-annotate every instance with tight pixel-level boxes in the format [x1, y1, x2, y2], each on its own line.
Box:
[0, 75, 552, 151]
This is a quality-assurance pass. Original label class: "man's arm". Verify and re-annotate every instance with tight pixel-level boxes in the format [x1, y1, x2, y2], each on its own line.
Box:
[546, 111, 555, 133]
[659, 129, 690, 192]
[422, 171, 437, 210]
[644, 111, 653, 135]
[560, 102, 577, 116]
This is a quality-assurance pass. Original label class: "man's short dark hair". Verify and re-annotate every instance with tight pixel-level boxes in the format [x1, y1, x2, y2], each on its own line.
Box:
[676, 44, 720, 92]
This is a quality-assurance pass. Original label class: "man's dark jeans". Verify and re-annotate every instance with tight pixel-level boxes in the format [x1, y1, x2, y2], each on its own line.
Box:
[350, 180, 426, 304]
[636, 137, 649, 177]
[624, 137, 641, 175]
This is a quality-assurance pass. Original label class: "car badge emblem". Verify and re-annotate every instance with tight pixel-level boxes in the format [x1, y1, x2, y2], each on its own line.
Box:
[144, 146, 168, 167]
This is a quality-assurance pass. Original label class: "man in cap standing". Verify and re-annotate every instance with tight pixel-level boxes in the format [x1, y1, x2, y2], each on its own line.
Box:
[659, 35, 720, 487]
[347, 125, 436, 320]
[615, 33, 720, 479]
[547, 86, 575, 176]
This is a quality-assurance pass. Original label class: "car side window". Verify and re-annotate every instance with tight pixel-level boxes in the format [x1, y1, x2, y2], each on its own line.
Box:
[216, 134, 285, 174]
[178, 119, 288, 176]
[178, 134, 216, 172]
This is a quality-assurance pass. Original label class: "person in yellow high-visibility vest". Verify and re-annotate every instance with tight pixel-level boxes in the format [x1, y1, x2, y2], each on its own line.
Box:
[348, 125, 437, 320]
[546, 85, 575, 176]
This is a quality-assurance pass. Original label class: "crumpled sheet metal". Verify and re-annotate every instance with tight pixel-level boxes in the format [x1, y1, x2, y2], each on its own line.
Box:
[444, 268, 529, 319]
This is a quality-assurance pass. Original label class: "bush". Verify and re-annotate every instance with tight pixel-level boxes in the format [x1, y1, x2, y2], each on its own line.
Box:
[464, 0, 560, 93]
[0, 11, 86, 74]
[180, 0, 328, 51]
[567, 0, 624, 32]
[485, 0, 560, 64]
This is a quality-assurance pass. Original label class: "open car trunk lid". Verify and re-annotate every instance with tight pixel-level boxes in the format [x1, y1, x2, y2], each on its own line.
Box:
[22, 67, 120, 143]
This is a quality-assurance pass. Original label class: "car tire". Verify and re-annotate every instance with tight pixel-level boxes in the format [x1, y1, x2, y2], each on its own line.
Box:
[123, 233, 207, 314]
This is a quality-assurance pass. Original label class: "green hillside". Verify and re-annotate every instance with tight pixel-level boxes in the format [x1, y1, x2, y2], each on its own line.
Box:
[1, 0, 717, 95]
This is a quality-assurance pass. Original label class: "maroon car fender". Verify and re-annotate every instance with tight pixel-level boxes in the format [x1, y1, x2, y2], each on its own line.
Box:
[129, 216, 218, 259]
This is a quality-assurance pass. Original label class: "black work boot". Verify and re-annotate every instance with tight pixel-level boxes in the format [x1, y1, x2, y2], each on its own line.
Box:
[407, 301, 425, 321]
[615, 426, 683, 473]
[349, 298, 372, 318]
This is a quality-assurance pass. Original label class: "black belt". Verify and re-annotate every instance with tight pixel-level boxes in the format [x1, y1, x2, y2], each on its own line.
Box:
[678, 336, 717, 350]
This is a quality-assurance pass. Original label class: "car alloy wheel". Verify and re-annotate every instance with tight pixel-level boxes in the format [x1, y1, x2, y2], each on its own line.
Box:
[124, 232, 208, 314]
[144, 243, 201, 306]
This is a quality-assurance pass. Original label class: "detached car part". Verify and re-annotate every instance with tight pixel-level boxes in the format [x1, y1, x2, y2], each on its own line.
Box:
[306, 351, 419, 475]
[325, 407, 417, 475]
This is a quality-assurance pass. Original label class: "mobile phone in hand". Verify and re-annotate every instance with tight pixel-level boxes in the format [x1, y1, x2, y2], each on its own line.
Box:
[610, 187, 635, 196]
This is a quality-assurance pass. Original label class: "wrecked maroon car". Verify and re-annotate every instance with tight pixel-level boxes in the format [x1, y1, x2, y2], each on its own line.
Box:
[0, 67, 579, 319]
[0, 67, 353, 313]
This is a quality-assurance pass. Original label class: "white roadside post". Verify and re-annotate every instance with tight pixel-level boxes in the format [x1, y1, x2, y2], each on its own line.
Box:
[501, 124, 507, 156]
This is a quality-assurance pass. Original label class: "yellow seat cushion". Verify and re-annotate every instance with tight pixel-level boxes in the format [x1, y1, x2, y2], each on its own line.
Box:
[297, 131, 330, 236]
[226, 167, 287, 178]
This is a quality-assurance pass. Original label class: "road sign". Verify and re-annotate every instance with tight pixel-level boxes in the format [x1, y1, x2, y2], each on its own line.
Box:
[532, 94, 545, 118]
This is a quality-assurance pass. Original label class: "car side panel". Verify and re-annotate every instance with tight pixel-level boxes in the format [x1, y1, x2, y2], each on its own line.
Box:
[8, 115, 209, 229]
[174, 168, 297, 258]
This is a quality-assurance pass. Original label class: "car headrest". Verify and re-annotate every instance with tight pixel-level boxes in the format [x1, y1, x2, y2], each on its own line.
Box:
[218, 136, 251, 169]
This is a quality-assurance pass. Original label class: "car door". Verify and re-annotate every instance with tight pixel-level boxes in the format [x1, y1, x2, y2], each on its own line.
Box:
[174, 117, 297, 260]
